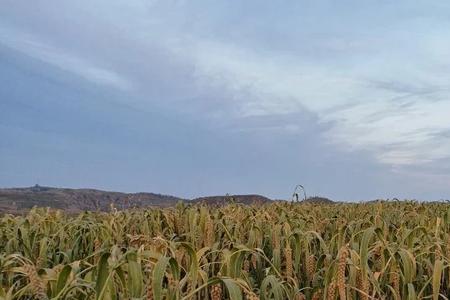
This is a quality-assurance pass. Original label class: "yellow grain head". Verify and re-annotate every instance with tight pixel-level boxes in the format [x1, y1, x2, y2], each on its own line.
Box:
[205, 217, 214, 247]
[356, 270, 368, 300]
[306, 254, 316, 281]
[210, 283, 223, 300]
[337, 245, 349, 300]
[312, 289, 322, 300]
[327, 281, 336, 300]
[284, 246, 293, 278]
[23, 264, 47, 300]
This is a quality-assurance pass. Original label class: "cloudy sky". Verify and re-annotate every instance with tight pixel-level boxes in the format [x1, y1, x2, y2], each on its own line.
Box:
[1, 1, 450, 200]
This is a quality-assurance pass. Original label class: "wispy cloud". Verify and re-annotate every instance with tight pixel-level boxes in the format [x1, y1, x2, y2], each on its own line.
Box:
[173, 37, 450, 169]
[0, 26, 131, 90]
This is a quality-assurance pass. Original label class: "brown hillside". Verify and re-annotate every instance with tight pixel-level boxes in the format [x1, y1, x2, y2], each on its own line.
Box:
[0, 185, 184, 214]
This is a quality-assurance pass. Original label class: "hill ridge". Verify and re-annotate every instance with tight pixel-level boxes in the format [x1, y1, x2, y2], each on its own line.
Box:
[0, 185, 277, 214]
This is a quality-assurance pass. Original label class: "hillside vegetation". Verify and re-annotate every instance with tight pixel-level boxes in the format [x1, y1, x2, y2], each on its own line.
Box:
[0, 186, 184, 214]
[0, 201, 449, 299]
[0, 186, 273, 214]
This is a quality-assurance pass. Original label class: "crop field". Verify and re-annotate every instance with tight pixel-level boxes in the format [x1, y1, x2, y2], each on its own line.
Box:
[1, 201, 450, 300]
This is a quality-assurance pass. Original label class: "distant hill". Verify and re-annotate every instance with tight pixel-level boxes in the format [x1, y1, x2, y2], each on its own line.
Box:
[0, 186, 339, 214]
[191, 194, 272, 206]
[0, 185, 185, 214]
[300, 196, 334, 204]
[0, 186, 277, 214]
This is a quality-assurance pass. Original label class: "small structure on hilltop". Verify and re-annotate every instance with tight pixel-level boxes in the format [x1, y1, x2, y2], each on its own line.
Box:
[291, 184, 307, 202]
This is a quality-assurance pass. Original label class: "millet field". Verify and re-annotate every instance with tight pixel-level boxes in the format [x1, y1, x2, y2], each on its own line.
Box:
[1, 201, 450, 299]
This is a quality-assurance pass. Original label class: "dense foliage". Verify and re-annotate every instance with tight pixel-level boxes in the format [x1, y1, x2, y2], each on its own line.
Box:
[1, 201, 450, 299]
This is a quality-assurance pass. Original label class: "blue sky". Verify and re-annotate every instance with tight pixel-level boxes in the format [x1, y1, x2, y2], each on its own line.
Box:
[1, 1, 450, 200]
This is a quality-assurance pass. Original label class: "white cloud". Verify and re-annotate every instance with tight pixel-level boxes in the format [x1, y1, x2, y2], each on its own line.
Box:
[0, 26, 131, 90]
[174, 38, 450, 168]
[324, 96, 450, 165]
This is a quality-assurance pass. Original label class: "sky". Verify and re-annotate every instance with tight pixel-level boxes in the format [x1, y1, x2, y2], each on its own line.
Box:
[1, 1, 450, 201]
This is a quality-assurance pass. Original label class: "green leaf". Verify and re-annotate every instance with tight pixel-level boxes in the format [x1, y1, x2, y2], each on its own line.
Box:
[95, 252, 111, 300]
[126, 252, 143, 298]
[55, 265, 72, 296]
[152, 256, 170, 300]
[221, 278, 243, 300]
[260, 275, 284, 300]
[360, 227, 374, 274]
[432, 260, 444, 300]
